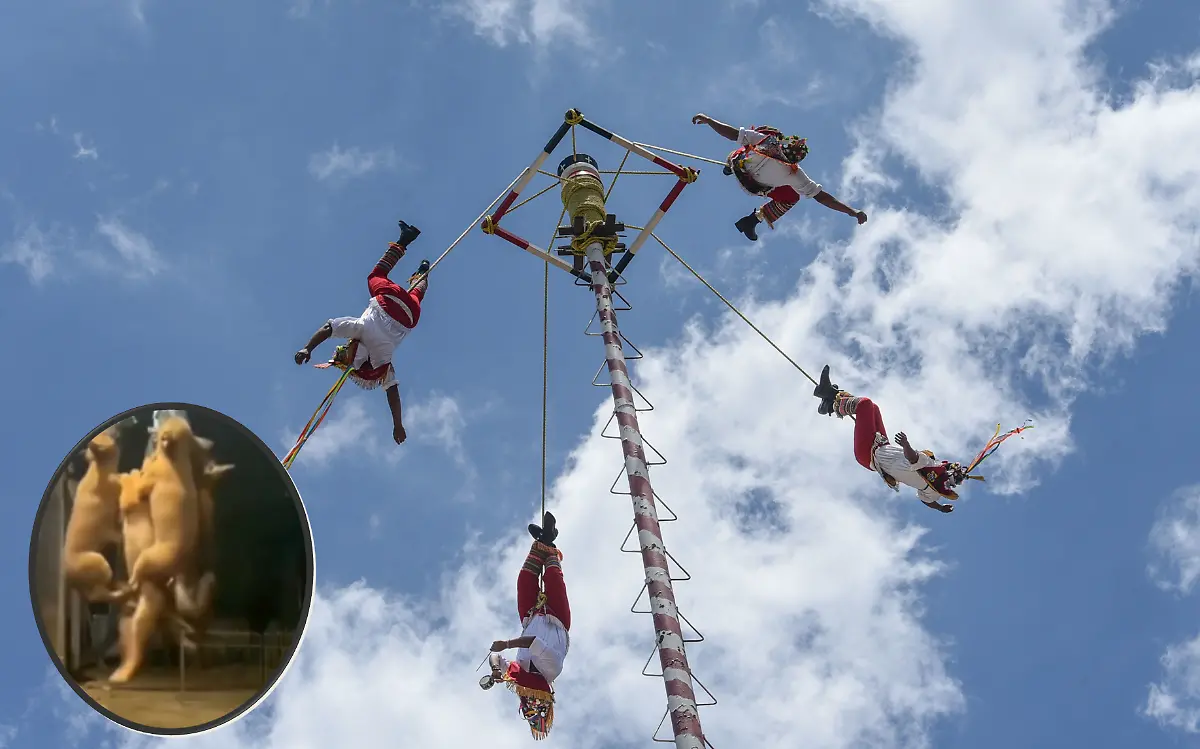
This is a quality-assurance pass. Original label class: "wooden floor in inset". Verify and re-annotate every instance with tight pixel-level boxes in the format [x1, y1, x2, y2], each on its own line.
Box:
[81, 663, 269, 730]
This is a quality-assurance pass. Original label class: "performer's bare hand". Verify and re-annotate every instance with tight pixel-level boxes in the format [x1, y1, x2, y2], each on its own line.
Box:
[894, 432, 910, 448]
[294, 348, 311, 365]
[490, 640, 510, 652]
[393, 424, 407, 444]
[692, 113, 710, 125]
[855, 210, 868, 225]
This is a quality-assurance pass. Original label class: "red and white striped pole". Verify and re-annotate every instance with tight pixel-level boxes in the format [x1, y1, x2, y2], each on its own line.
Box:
[566, 153, 705, 749]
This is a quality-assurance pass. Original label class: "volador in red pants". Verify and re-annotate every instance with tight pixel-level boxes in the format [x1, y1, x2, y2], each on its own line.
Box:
[481, 512, 571, 740]
[812, 365, 984, 513]
[294, 220, 430, 445]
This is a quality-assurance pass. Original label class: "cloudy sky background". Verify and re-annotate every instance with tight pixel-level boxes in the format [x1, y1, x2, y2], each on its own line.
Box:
[2, 0, 1199, 747]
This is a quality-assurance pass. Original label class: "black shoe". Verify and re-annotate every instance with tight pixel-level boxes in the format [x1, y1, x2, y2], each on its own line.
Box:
[415, 259, 431, 276]
[540, 512, 557, 545]
[735, 213, 760, 241]
[528, 511, 558, 546]
[396, 220, 421, 247]
[814, 365, 839, 416]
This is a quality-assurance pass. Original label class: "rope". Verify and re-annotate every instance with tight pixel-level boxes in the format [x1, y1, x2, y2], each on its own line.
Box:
[539, 204, 567, 518]
[634, 141, 726, 166]
[541, 256, 549, 518]
[282, 365, 354, 469]
[407, 171, 524, 290]
[652, 233, 817, 385]
[605, 150, 633, 204]
[289, 174, 526, 470]
[509, 181, 561, 214]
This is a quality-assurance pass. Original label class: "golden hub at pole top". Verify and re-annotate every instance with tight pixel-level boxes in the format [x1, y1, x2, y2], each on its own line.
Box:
[558, 154, 619, 257]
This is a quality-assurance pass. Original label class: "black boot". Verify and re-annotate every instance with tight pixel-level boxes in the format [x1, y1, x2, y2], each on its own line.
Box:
[735, 213, 760, 241]
[396, 220, 421, 247]
[813, 365, 840, 416]
[527, 511, 558, 546]
[409, 259, 431, 290]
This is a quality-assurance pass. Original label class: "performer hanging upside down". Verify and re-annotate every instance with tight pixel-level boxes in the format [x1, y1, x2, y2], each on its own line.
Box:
[294, 220, 430, 445]
[481, 511, 571, 741]
[692, 113, 868, 241]
[812, 365, 984, 513]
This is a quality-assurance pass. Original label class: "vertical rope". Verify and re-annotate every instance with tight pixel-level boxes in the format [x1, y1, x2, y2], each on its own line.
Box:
[541, 257, 549, 518]
[539, 203, 566, 519]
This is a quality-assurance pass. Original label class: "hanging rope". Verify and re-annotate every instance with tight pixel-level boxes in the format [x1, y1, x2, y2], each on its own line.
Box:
[634, 141, 727, 166]
[288, 175, 526, 470]
[282, 365, 354, 469]
[652, 232, 817, 386]
[538, 204, 566, 518]
[407, 171, 525, 291]
[541, 257, 550, 517]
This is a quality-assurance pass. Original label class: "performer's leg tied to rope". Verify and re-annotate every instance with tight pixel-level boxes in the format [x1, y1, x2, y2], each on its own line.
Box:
[292, 220, 430, 445]
[484, 512, 570, 740]
[812, 364, 960, 513]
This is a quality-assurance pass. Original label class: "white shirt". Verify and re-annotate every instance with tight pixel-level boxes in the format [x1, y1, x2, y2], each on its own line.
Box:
[329, 298, 412, 389]
[733, 128, 822, 199]
[515, 613, 570, 684]
[871, 444, 945, 504]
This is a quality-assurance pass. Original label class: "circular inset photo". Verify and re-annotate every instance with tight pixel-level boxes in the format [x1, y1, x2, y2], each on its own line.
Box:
[28, 403, 315, 735]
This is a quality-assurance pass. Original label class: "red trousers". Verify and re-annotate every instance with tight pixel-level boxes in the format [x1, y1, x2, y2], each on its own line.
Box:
[518, 563, 571, 630]
[852, 398, 887, 470]
[367, 267, 425, 327]
[760, 185, 801, 225]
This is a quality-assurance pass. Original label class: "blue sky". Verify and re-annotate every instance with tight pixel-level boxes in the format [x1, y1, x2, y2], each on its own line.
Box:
[3, 0, 1200, 748]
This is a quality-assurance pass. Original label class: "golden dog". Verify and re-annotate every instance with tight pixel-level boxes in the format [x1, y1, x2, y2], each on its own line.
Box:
[172, 453, 232, 644]
[62, 431, 124, 602]
[126, 417, 200, 595]
[110, 467, 200, 683]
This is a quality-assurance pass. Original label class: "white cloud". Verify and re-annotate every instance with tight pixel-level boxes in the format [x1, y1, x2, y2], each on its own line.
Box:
[281, 396, 394, 470]
[67, 0, 1200, 748]
[449, 0, 594, 48]
[34, 116, 59, 134]
[704, 19, 830, 111]
[95, 216, 164, 278]
[1145, 634, 1200, 734]
[1149, 485, 1200, 595]
[1144, 487, 1200, 736]
[0, 222, 58, 283]
[72, 133, 98, 160]
[407, 393, 469, 465]
[307, 143, 398, 184]
[406, 392, 481, 501]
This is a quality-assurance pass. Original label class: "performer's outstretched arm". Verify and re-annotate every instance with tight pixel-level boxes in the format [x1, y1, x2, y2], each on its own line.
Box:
[386, 385, 406, 444]
[814, 190, 868, 224]
[691, 113, 739, 141]
[295, 322, 333, 365]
